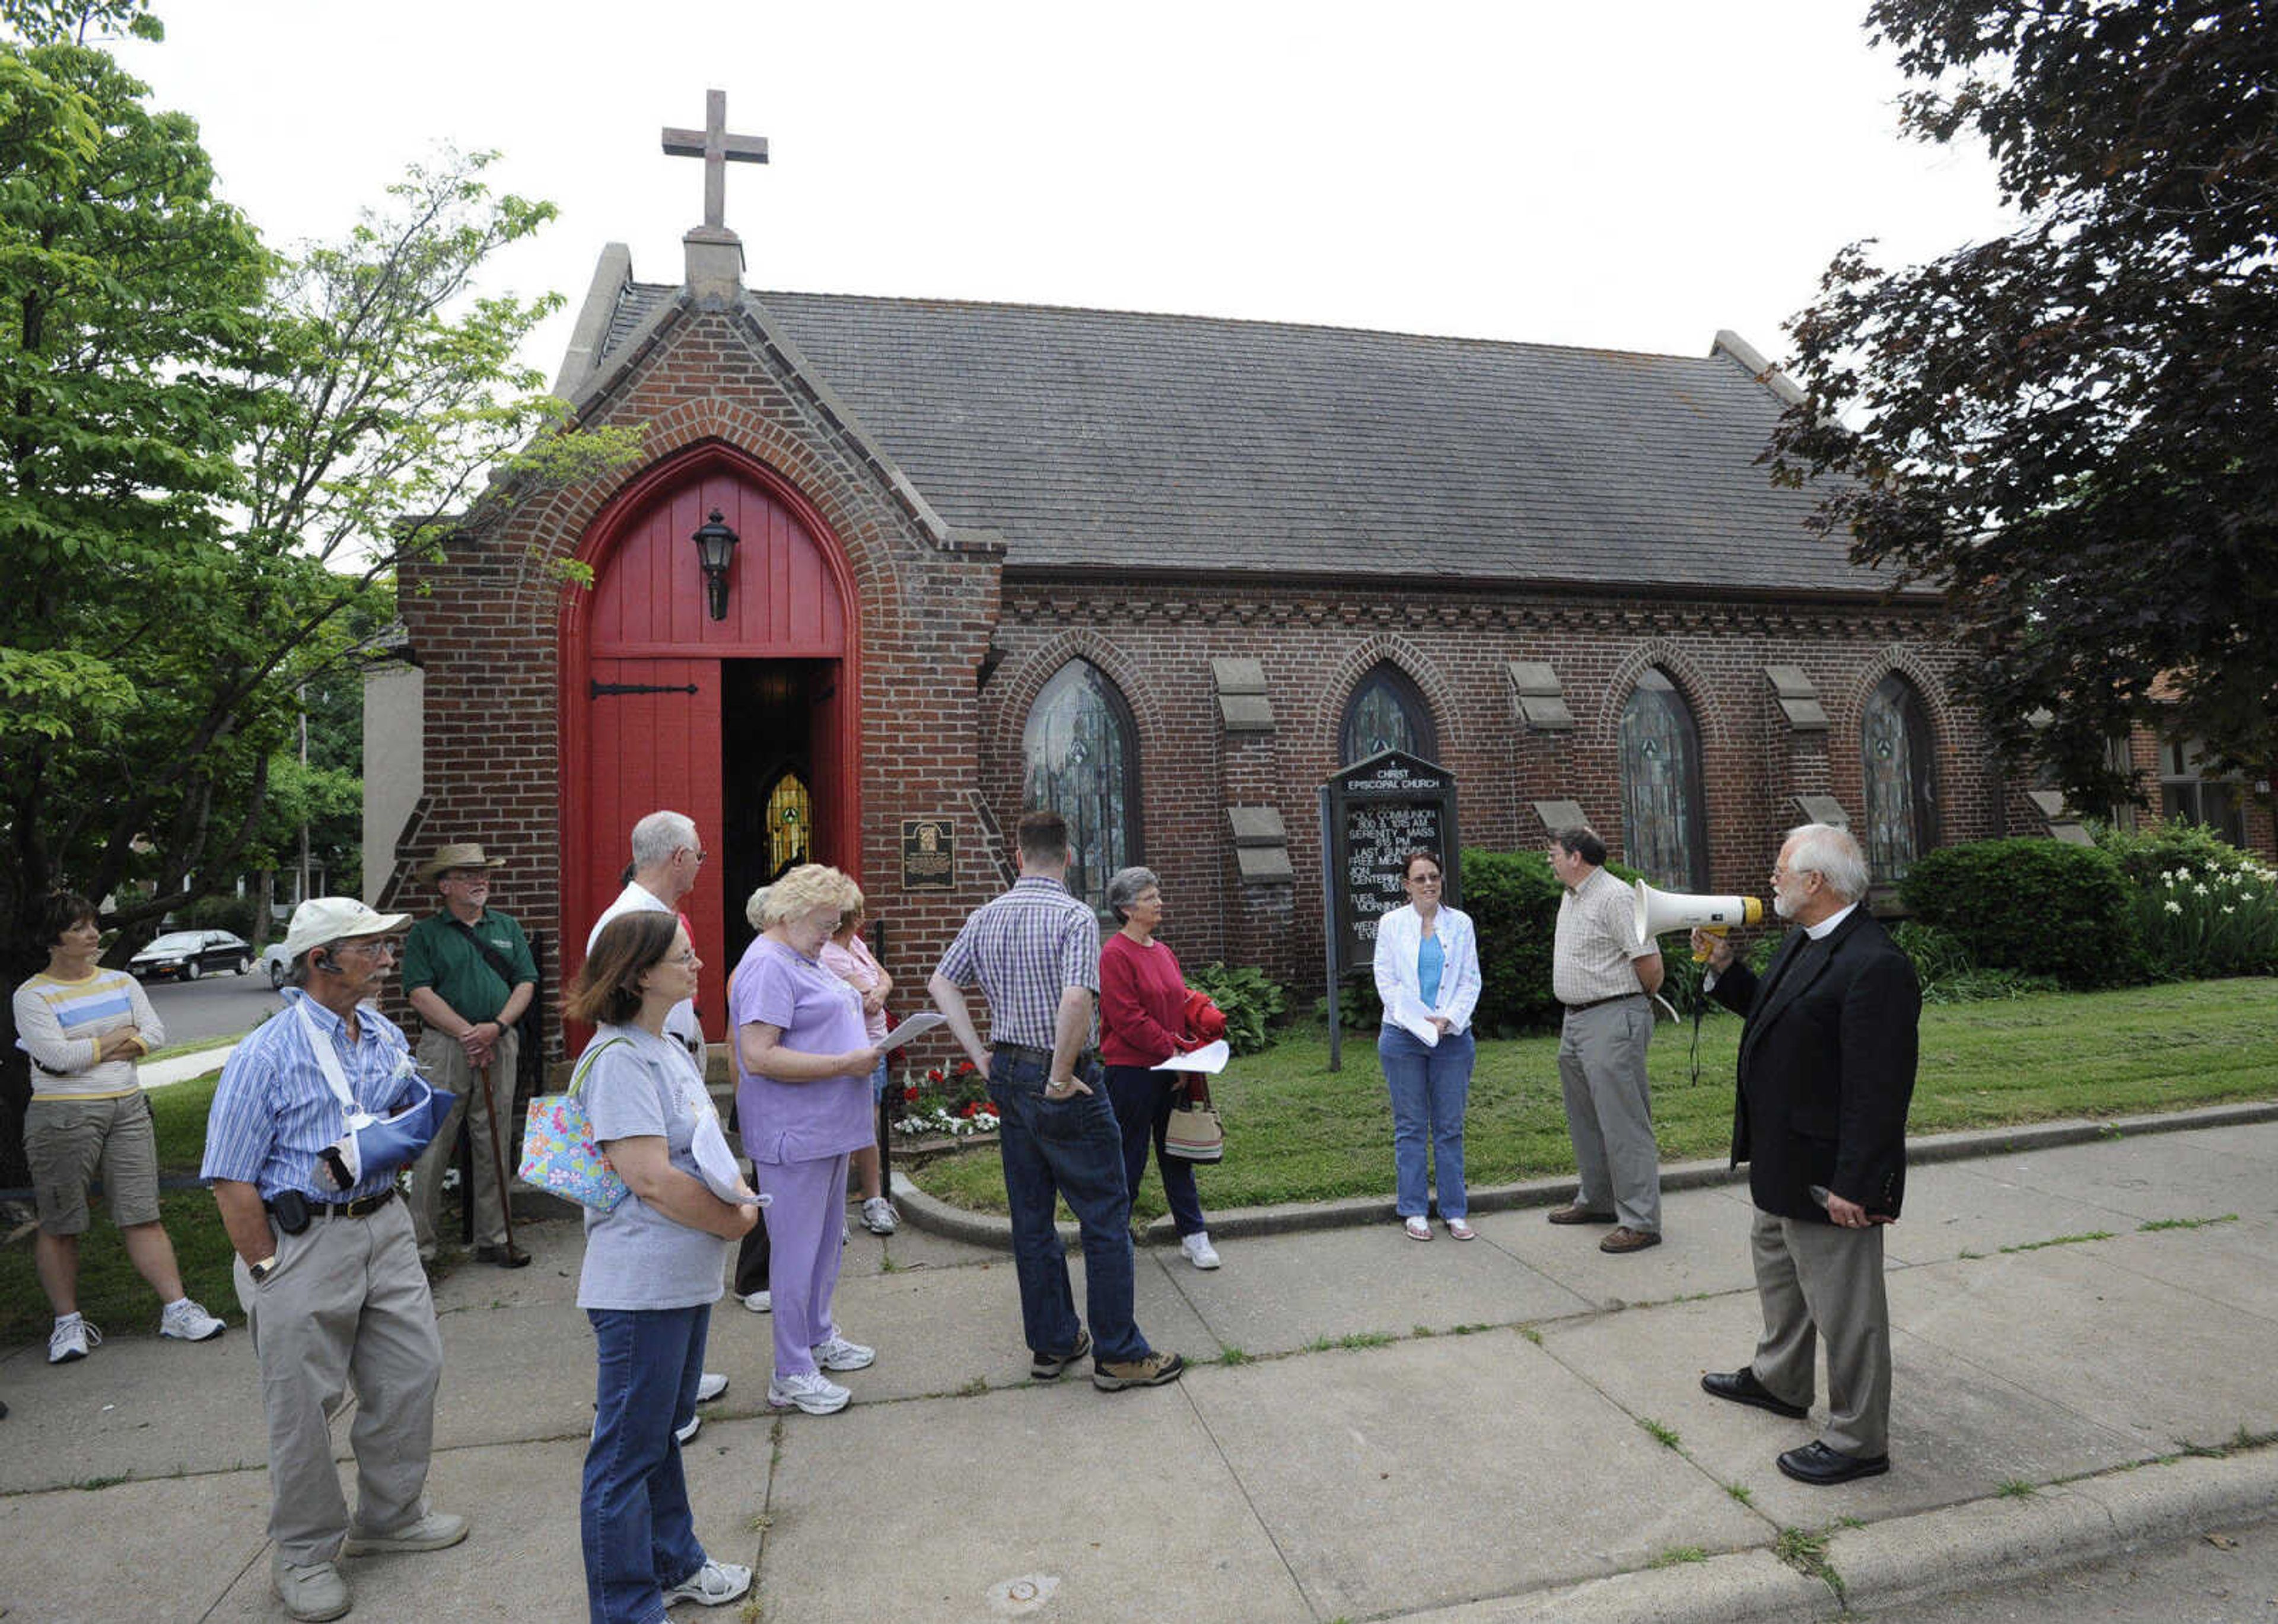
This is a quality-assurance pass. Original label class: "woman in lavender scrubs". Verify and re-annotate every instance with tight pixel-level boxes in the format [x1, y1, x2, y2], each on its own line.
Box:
[728, 865, 882, 1416]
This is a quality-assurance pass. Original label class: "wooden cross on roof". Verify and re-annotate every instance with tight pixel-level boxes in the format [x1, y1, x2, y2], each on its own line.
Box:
[662, 90, 768, 233]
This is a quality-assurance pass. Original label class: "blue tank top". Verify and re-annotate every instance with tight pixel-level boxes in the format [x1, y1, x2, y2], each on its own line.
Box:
[1417, 932, 1445, 1008]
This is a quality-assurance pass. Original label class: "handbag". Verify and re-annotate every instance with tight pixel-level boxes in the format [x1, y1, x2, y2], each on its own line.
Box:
[1162, 1075, 1224, 1163]
[517, 1037, 631, 1212]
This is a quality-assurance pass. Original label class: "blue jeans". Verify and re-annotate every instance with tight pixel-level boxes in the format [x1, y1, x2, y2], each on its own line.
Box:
[583, 1304, 712, 1624]
[1380, 1026, 1476, 1219]
[988, 1047, 1150, 1364]
[1103, 1065, 1207, 1238]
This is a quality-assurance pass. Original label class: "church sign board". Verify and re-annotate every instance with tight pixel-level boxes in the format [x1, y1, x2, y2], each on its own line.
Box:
[1319, 750, 1460, 1069]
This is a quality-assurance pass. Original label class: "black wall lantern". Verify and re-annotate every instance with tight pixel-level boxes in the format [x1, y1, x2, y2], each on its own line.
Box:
[691, 507, 740, 621]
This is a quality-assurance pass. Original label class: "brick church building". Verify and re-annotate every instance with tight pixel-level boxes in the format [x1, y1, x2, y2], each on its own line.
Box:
[365, 100, 2250, 1046]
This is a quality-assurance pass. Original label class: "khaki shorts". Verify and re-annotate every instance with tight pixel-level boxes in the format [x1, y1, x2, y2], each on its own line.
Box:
[24, 1093, 161, 1235]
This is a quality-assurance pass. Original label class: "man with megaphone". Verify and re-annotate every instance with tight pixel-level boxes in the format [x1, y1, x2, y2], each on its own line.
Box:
[1692, 824, 1920, 1488]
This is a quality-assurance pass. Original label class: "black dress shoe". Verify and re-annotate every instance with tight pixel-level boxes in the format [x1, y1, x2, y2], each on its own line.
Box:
[1777, 1440, 1890, 1485]
[475, 1243, 532, 1270]
[1700, 1367, 1809, 1419]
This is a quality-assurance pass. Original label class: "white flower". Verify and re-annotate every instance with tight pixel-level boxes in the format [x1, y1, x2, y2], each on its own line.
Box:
[2222, 906, 2236, 915]
[2165, 900, 2184, 914]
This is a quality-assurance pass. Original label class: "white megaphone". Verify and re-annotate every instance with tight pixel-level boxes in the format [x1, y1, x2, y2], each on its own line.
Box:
[1631, 880, 1765, 959]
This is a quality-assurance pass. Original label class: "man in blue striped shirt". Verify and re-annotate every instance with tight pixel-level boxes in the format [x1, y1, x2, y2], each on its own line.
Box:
[930, 810, 1183, 1393]
[202, 898, 469, 1622]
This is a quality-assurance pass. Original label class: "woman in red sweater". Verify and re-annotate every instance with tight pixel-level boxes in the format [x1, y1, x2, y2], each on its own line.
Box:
[1098, 867, 1218, 1269]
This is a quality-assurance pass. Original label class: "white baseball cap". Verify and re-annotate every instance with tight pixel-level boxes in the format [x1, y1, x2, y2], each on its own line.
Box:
[283, 897, 412, 960]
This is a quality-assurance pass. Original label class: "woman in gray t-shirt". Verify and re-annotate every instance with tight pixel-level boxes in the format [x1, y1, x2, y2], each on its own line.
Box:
[565, 912, 758, 1623]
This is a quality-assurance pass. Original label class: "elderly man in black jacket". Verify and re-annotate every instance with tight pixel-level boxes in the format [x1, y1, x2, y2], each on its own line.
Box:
[1694, 823, 1919, 1486]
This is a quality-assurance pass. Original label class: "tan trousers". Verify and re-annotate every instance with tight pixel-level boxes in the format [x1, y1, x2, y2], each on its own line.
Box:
[1749, 1205, 1892, 1458]
[233, 1195, 443, 1564]
[408, 1026, 519, 1252]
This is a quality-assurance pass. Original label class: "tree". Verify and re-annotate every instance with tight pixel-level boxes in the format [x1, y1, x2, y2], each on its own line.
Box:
[1768, 0, 2278, 811]
[0, 5, 639, 1180]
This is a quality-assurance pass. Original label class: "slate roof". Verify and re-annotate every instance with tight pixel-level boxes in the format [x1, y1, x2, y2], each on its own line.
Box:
[602, 281, 1900, 597]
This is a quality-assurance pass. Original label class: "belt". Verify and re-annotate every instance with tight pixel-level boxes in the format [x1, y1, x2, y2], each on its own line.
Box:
[1563, 992, 1643, 1014]
[991, 1042, 1100, 1070]
[268, 1186, 397, 1219]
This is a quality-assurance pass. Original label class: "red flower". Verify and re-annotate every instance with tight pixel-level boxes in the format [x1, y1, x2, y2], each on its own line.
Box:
[927, 1068, 946, 1084]
[960, 1100, 979, 1116]
[902, 1086, 920, 1103]
[955, 1058, 977, 1075]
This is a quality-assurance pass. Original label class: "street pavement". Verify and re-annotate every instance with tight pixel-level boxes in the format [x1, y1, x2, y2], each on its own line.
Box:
[2, 1106, 2276, 1623]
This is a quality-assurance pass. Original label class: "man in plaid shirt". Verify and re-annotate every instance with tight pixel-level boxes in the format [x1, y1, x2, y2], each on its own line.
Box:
[930, 811, 1185, 1392]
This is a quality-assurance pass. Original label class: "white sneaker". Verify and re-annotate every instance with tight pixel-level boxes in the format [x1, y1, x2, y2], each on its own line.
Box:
[767, 1370, 851, 1414]
[810, 1332, 875, 1371]
[160, 1298, 226, 1342]
[742, 1289, 772, 1313]
[695, 1370, 728, 1403]
[861, 1195, 899, 1234]
[342, 1509, 470, 1555]
[675, 1412, 703, 1446]
[1180, 1231, 1222, 1270]
[47, 1316, 99, 1364]
[661, 1558, 752, 1607]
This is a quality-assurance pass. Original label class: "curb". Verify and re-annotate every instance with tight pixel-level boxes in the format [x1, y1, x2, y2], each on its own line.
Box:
[891, 1099, 2278, 1251]
[1385, 1445, 2278, 1623]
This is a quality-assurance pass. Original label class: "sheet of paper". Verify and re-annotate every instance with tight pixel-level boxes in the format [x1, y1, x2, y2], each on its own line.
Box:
[1389, 994, 1441, 1047]
[874, 1011, 947, 1054]
[1155, 1039, 1230, 1074]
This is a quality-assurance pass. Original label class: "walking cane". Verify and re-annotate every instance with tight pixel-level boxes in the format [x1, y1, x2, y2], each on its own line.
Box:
[475, 1061, 517, 1253]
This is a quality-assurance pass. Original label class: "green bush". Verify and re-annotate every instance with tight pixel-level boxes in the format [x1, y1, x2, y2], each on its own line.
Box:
[173, 893, 259, 941]
[1888, 919, 2059, 1004]
[1898, 838, 2143, 988]
[1318, 971, 1382, 1032]
[1188, 961, 1289, 1055]
[2093, 817, 2268, 887]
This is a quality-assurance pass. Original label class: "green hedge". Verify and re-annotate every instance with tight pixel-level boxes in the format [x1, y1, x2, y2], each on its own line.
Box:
[1898, 838, 2143, 988]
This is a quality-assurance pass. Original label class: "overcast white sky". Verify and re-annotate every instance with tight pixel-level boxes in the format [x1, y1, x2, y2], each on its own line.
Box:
[116, 0, 2015, 383]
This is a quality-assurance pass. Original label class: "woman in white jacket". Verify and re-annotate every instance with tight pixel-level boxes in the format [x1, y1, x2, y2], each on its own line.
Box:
[1372, 851, 1482, 1240]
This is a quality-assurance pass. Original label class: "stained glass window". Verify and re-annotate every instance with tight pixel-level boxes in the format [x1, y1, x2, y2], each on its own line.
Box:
[1023, 660, 1140, 914]
[1862, 674, 1937, 883]
[1341, 663, 1437, 765]
[1618, 668, 1707, 891]
[764, 770, 813, 880]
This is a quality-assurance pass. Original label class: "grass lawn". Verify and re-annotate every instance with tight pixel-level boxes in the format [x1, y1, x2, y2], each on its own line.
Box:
[908, 976, 2278, 1219]
[1, 1066, 240, 1348]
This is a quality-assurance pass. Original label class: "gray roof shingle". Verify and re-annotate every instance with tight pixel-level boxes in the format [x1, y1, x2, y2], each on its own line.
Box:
[601, 280, 1891, 596]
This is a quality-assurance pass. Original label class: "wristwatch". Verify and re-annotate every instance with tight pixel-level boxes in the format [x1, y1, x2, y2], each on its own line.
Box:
[247, 1255, 278, 1284]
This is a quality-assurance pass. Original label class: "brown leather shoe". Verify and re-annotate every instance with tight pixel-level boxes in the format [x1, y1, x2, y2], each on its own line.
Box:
[1547, 1203, 1617, 1225]
[475, 1243, 532, 1270]
[1599, 1226, 1663, 1253]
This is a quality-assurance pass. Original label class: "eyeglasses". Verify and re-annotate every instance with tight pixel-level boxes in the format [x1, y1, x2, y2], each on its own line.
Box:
[336, 940, 396, 960]
[667, 950, 700, 967]
[1405, 873, 1443, 886]
[679, 847, 708, 865]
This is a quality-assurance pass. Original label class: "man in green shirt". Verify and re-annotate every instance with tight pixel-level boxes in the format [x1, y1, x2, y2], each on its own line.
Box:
[402, 842, 539, 1268]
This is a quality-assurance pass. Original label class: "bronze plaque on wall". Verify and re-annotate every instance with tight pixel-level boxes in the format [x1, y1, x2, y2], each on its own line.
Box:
[901, 818, 956, 891]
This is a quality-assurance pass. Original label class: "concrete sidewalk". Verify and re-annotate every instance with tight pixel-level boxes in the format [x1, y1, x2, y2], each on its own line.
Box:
[3, 1113, 2276, 1623]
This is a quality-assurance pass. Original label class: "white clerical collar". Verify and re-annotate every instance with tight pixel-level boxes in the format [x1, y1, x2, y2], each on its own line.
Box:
[1805, 902, 1859, 941]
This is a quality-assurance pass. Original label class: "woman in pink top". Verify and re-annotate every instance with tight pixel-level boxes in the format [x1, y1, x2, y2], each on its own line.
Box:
[819, 885, 896, 1235]
[1097, 867, 1218, 1270]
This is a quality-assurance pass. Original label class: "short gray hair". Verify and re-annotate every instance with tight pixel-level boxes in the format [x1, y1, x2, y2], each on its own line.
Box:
[1784, 823, 1869, 903]
[1103, 865, 1160, 924]
[285, 940, 344, 988]
[743, 886, 771, 931]
[630, 810, 698, 870]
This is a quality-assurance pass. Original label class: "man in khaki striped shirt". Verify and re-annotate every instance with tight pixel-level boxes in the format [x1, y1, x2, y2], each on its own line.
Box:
[1548, 827, 1666, 1254]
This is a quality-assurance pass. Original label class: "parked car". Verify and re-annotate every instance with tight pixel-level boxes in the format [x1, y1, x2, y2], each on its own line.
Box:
[129, 930, 253, 982]
[260, 942, 292, 989]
